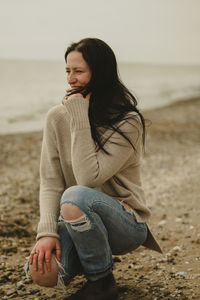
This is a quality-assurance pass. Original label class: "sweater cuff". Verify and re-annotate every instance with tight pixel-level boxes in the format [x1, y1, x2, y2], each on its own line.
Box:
[64, 97, 90, 130]
[36, 214, 59, 240]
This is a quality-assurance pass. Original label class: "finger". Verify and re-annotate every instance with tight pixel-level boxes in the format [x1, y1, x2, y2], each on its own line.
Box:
[56, 248, 62, 261]
[38, 251, 45, 274]
[66, 88, 73, 93]
[85, 93, 91, 101]
[45, 250, 52, 272]
[29, 248, 37, 265]
[33, 252, 39, 271]
[68, 93, 83, 100]
[55, 241, 62, 261]
[29, 252, 34, 265]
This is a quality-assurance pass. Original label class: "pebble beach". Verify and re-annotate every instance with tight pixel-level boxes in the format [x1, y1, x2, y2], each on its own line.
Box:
[0, 97, 200, 299]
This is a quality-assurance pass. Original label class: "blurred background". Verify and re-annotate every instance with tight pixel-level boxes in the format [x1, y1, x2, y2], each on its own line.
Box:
[1, 2, 200, 299]
[0, 0, 200, 134]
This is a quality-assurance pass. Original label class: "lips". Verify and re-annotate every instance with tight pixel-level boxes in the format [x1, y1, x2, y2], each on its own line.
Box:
[70, 86, 81, 89]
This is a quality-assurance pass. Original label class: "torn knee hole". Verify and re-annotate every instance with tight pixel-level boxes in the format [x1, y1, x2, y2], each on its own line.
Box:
[61, 203, 84, 220]
[65, 214, 91, 232]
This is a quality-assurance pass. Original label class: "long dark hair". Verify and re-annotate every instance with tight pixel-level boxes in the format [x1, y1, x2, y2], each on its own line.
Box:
[65, 38, 145, 154]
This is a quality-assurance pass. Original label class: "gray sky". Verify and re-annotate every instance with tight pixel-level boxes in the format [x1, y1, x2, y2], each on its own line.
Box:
[0, 0, 200, 64]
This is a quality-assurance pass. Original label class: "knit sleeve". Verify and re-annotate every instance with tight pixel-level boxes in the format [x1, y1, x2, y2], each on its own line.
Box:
[64, 97, 142, 188]
[37, 107, 66, 240]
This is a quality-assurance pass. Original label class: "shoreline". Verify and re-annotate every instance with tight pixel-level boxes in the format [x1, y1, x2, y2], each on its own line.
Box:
[0, 97, 200, 299]
[0, 96, 199, 138]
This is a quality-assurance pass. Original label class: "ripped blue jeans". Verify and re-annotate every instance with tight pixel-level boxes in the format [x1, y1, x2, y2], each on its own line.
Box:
[56, 185, 147, 285]
[25, 185, 147, 286]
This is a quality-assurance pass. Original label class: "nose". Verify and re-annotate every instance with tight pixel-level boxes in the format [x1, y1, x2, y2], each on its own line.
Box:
[68, 72, 77, 85]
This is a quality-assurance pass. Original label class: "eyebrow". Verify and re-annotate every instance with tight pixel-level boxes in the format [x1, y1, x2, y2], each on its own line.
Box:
[65, 66, 84, 70]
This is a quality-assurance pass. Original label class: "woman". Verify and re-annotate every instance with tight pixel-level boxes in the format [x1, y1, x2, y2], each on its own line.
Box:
[26, 38, 162, 300]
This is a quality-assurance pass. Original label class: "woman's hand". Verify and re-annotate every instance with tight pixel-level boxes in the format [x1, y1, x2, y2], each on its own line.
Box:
[29, 237, 61, 274]
[62, 88, 83, 104]
[62, 88, 91, 104]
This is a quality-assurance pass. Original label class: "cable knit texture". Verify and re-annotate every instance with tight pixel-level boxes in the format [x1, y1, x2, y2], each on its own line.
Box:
[37, 97, 151, 240]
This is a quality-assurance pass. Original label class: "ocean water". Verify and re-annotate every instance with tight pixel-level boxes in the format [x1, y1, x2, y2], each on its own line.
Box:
[0, 59, 200, 135]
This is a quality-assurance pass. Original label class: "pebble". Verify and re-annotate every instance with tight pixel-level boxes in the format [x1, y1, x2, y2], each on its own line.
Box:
[175, 218, 182, 222]
[16, 280, 25, 289]
[133, 265, 143, 270]
[158, 220, 167, 227]
[6, 288, 16, 296]
[171, 246, 182, 252]
[175, 271, 189, 279]
[29, 288, 40, 295]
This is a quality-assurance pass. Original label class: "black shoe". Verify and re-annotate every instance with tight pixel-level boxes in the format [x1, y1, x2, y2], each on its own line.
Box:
[66, 272, 118, 300]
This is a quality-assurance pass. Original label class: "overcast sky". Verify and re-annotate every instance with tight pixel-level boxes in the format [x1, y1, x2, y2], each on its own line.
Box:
[0, 0, 200, 64]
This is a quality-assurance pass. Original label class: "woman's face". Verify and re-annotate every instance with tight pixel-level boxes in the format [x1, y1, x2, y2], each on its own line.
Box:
[66, 51, 92, 90]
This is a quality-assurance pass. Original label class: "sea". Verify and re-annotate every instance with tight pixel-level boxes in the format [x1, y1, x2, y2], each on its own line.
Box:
[0, 59, 200, 135]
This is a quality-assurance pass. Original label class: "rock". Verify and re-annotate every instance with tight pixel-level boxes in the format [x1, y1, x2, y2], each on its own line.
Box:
[29, 288, 40, 295]
[158, 220, 167, 227]
[24, 278, 33, 284]
[133, 265, 143, 270]
[16, 280, 25, 289]
[171, 246, 182, 252]
[175, 218, 182, 222]
[175, 271, 189, 279]
[128, 264, 134, 269]
[6, 288, 17, 296]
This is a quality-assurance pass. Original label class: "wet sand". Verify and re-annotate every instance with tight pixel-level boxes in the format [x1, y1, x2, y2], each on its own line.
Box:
[0, 98, 200, 299]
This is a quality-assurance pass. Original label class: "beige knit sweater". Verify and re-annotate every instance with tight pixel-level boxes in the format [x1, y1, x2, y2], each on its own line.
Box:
[37, 97, 151, 241]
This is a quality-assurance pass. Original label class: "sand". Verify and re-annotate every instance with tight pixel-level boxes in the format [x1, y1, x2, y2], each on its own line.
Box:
[0, 98, 200, 299]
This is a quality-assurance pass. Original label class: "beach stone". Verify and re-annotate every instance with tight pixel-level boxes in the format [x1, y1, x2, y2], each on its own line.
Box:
[175, 218, 182, 222]
[16, 280, 25, 289]
[29, 288, 40, 295]
[6, 288, 16, 296]
[158, 220, 167, 227]
[175, 271, 188, 279]
[171, 246, 182, 252]
[24, 278, 32, 284]
[133, 265, 143, 270]
[6, 292, 18, 298]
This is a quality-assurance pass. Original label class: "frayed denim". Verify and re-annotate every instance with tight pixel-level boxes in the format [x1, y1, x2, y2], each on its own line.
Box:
[58, 185, 147, 284]
[25, 185, 147, 287]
